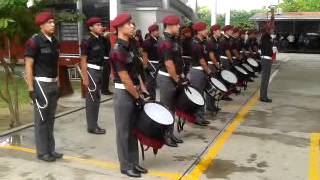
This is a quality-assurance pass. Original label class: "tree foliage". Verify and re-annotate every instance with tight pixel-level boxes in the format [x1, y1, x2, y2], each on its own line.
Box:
[198, 7, 265, 30]
[280, 0, 320, 12]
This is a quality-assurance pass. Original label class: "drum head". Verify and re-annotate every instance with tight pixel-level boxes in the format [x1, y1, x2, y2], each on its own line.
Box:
[210, 78, 227, 92]
[185, 86, 205, 106]
[247, 58, 259, 67]
[234, 66, 248, 75]
[221, 70, 238, 84]
[242, 64, 254, 73]
[144, 103, 174, 125]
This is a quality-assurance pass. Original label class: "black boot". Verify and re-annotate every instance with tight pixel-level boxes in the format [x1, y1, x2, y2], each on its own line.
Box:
[171, 135, 183, 144]
[121, 169, 141, 178]
[164, 131, 178, 147]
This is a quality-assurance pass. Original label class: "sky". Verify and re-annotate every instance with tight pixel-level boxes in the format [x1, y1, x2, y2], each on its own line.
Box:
[187, 0, 282, 14]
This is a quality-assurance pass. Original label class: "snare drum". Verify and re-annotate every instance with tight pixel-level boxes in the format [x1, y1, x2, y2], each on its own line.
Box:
[241, 63, 255, 77]
[136, 102, 174, 141]
[175, 85, 205, 113]
[206, 78, 227, 98]
[219, 70, 238, 86]
[233, 65, 249, 81]
[246, 58, 259, 71]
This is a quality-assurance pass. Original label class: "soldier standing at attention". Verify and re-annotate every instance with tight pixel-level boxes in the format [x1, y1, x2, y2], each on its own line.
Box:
[110, 13, 148, 178]
[25, 11, 63, 162]
[81, 17, 109, 135]
[260, 22, 274, 103]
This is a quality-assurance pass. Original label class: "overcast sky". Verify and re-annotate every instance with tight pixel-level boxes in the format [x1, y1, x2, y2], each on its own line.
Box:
[187, 0, 282, 14]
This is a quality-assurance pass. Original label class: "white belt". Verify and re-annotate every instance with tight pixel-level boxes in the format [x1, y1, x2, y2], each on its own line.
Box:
[158, 70, 170, 77]
[232, 57, 237, 59]
[87, 63, 102, 70]
[104, 56, 109, 60]
[240, 51, 243, 53]
[208, 61, 213, 65]
[220, 56, 228, 59]
[149, 60, 159, 64]
[192, 66, 203, 70]
[182, 56, 192, 59]
[35, 77, 58, 82]
[261, 56, 272, 60]
[114, 83, 126, 90]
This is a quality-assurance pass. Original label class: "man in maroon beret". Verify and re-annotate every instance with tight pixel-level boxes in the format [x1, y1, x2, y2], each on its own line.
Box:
[157, 14, 186, 147]
[142, 24, 160, 100]
[25, 11, 63, 162]
[80, 17, 110, 135]
[110, 13, 148, 178]
[188, 21, 212, 126]
[180, 26, 193, 75]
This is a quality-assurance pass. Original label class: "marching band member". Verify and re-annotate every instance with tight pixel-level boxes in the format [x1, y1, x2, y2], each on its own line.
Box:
[142, 24, 161, 100]
[260, 22, 274, 103]
[157, 15, 187, 147]
[110, 13, 148, 178]
[81, 17, 109, 135]
[189, 22, 212, 126]
[25, 11, 63, 162]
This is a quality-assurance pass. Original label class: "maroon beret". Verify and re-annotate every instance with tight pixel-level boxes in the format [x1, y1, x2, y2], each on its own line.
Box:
[111, 13, 132, 28]
[233, 27, 240, 33]
[192, 22, 207, 32]
[163, 15, 180, 25]
[210, 24, 221, 32]
[86, 17, 102, 27]
[148, 24, 159, 32]
[35, 11, 54, 26]
[223, 25, 233, 32]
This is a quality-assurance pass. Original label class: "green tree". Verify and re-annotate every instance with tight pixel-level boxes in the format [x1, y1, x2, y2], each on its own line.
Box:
[280, 0, 320, 12]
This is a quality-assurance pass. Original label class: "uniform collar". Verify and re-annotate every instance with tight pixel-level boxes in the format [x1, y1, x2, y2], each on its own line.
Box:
[164, 32, 175, 40]
[90, 32, 100, 39]
[117, 38, 129, 48]
[39, 32, 55, 43]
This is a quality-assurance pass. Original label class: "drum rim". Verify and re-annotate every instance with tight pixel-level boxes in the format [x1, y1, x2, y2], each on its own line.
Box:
[247, 58, 259, 67]
[221, 70, 238, 84]
[210, 78, 228, 92]
[184, 85, 205, 106]
[242, 63, 254, 72]
[234, 65, 248, 75]
[143, 102, 174, 125]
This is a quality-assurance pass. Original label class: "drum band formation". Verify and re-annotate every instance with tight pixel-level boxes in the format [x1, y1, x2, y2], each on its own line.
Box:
[24, 11, 274, 178]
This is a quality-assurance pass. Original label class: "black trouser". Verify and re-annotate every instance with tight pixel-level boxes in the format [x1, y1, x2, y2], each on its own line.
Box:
[101, 61, 111, 94]
[34, 80, 59, 156]
[114, 88, 139, 170]
[86, 68, 102, 130]
[260, 57, 272, 99]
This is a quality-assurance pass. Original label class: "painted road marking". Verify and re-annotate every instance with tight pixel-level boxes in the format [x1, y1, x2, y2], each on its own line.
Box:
[0, 145, 181, 180]
[310, 133, 320, 180]
[181, 68, 280, 180]
[182, 90, 260, 180]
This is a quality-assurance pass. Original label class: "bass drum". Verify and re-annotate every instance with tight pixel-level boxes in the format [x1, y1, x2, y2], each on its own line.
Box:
[232, 65, 249, 82]
[246, 58, 260, 72]
[136, 102, 174, 140]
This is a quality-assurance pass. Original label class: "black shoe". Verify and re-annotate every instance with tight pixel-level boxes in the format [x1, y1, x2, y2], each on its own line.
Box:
[51, 152, 63, 159]
[222, 96, 233, 101]
[202, 120, 211, 125]
[171, 135, 183, 144]
[88, 127, 106, 134]
[37, 154, 56, 162]
[248, 78, 254, 82]
[164, 136, 178, 147]
[194, 121, 208, 126]
[260, 98, 272, 103]
[234, 89, 241, 95]
[121, 169, 141, 178]
[134, 165, 148, 174]
[102, 91, 113, 95]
